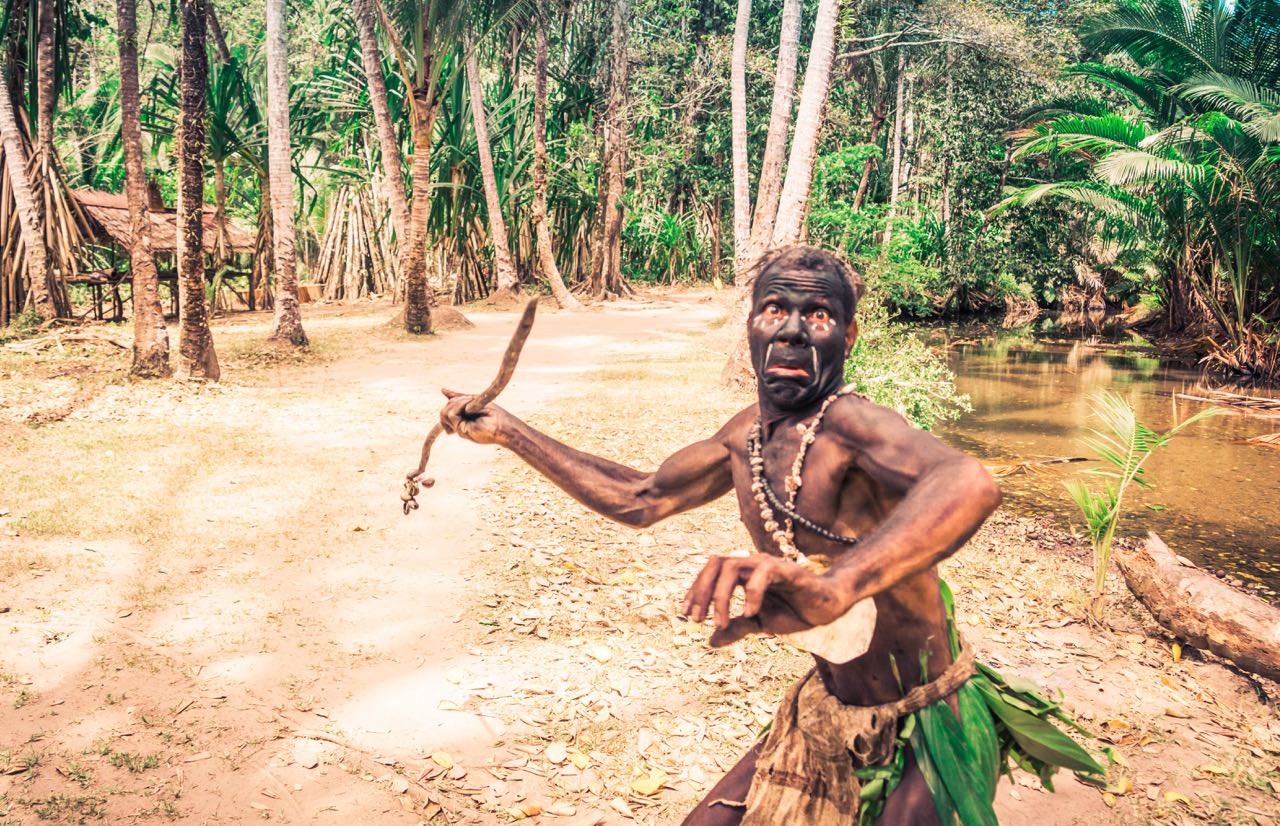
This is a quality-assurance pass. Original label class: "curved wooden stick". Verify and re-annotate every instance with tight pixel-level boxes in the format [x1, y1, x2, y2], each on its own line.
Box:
[401, 299, 539, 514]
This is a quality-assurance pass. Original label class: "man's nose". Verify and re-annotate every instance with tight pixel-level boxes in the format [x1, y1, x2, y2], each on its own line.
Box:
[776, 310, 808, 344]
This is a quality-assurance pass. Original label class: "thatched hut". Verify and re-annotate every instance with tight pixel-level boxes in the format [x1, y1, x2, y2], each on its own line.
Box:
[73, 188, 257, 256]
[69, 188, 258, 320]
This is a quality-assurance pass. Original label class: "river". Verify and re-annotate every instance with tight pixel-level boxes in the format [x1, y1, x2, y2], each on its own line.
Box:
[930, 317, 1280, 596]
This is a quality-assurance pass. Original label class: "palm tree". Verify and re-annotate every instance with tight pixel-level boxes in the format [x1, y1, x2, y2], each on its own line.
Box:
[175, 0, 219, 380]
[374, 0, 539, 325]
[747, 0, 801, 263]
[532, 3, 580, 309]
[998, 0, 1280, 378]
[265, 0, 307, 345]
[0, 72, 56, 321]
[34, 0, 55, 160]
[354, 0, 409, 245]
[722, 0, 843, 382]
[590, 0, 629, 298]
[376, 0, 469, 332]
[2, 0, 78, 321]
[116, 0, 170, 376]
[772, 0, 842, 246]
[729, 0, 751, 281]
[881, 49, 907, 249]
[466, 46, 519, 300]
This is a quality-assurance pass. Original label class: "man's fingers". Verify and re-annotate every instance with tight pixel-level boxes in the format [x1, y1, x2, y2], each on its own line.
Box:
[681, 557, 724, 623]
[441, 387, 462, 398]
[711, 558, 751, 630]
[741, 560, 775, 618]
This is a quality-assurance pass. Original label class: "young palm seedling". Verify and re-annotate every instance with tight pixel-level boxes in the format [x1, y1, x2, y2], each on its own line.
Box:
[1066, 391, 1216, 620]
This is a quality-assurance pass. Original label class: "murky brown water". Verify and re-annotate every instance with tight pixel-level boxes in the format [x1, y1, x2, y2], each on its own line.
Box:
[930, 319, 1280, 595]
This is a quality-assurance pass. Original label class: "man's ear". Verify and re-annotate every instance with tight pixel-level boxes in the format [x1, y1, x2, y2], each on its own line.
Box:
[844, 319, 859, 358]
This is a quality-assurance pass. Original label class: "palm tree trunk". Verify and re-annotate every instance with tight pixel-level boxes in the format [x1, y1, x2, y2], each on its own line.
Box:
[117, 0, 170, 376]
[466, 48, 519, 299]
[729, 0, 751, 284]
[34, 0, 55, 159]
[747, 0, 800, 263]
[771, 0, 841, 247]
[205, 0, 232, 63]
[0, 78, 56, 321]
[533, 13, 580, 309]
[265, 0, 307, 345]
[214, 158, 229, 266]
[176, 0, 219, 379]
[881, 49, 906, 250]
[401, 93, 436, 333]
[596, 0, 629, 297]
[851, 99, 886, 212]
[354, 0, 408, 245]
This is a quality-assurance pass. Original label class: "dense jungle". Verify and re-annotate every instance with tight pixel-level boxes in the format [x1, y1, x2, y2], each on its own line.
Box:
[1, 0, 1279, 823]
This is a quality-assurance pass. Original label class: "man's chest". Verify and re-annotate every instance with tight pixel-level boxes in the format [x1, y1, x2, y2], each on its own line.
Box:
[728, 431, 895, 557]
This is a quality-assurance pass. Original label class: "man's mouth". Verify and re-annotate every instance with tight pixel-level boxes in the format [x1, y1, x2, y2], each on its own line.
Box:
[763, 343, 818, 380]
[765, 364, 810, 379]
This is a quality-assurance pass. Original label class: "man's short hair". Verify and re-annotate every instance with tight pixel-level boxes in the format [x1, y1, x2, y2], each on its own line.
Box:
[750, 245, 866, 319]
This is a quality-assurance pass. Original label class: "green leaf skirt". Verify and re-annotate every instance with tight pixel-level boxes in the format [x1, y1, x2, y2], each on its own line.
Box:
[852, 581, 1107, 825]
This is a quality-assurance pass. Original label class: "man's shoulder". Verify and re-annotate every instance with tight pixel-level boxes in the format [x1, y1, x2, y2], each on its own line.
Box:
[823, 389, 915, 445]
[712, 405, 759, 448]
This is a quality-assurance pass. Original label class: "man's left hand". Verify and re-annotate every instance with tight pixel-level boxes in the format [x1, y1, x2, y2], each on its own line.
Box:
[679, 554, 855, 648]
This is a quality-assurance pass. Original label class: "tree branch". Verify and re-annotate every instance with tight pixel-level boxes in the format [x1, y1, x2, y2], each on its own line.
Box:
[840, 37, 969, 60]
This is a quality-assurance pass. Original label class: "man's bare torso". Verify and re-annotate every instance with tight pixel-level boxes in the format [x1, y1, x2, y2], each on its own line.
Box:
[718, 400, 953, 707]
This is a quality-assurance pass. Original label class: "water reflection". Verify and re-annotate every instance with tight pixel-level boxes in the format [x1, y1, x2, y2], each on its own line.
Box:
[929, 317, 1280, 594]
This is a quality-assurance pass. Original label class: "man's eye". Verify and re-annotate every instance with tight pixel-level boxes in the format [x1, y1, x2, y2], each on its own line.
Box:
[809, 309, 830, 323]
[764, 304, 783, 316]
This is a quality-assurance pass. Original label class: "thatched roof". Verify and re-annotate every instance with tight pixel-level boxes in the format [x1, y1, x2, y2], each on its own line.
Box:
[72, 189, 256, 255]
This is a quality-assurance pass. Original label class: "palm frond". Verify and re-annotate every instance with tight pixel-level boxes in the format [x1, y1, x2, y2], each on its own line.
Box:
[1178, 72, 1280, 141]
[1064, 62, 1175, 120]
[1011, 114, 1151, 160]
[1093, 149, 1210, 188]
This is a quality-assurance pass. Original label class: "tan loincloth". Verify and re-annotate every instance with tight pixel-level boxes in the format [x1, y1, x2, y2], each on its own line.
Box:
[719, 645, 976, 825]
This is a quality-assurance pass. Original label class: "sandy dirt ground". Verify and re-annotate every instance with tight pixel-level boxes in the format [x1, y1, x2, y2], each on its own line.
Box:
[1, 292, 1277, 825]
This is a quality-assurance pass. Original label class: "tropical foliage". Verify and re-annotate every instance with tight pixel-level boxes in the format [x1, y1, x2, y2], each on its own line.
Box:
[998, 0, 1280, 379]
[0, 0, 1274, 383]
[1065, 391, 1216, 618]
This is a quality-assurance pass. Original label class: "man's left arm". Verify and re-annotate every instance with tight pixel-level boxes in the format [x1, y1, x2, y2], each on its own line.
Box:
[821, 398, 1002, 603]
[682, 397, 1001, 644]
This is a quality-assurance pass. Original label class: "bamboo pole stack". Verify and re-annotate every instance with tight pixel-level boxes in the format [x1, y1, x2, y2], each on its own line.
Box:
[314, 185, 397, 301]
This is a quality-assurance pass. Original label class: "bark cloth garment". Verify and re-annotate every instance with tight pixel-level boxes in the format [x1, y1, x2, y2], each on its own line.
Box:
[736, 646, 976, 825]
[719, 581, 1107, 826]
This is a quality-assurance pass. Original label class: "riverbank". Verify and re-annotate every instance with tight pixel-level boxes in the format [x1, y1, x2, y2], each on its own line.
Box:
[929, 315, 1280, 599]
[0, 291, 1276, 824]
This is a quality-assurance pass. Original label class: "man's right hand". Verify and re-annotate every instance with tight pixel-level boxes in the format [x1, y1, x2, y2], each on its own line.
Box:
[439, 388, 510, 446]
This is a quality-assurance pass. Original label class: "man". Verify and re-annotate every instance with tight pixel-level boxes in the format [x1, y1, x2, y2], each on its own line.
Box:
[440, 246, 1096, 824]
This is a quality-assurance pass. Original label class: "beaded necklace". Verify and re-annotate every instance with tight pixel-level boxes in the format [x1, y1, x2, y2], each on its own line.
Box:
[748, 385, 861, 563]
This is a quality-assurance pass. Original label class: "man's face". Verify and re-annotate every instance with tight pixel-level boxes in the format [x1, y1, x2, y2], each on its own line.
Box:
[748, 266, 856, 412]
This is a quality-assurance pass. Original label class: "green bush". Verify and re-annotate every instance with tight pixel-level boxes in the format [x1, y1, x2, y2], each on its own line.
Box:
[844, 295, 971, 430]
[856, 254, 949, 319]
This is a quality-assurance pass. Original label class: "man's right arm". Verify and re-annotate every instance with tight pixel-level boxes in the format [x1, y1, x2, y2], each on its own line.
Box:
[440, 391, 743, 528]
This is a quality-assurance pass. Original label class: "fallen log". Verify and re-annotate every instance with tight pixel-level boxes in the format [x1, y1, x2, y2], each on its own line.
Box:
[1116, 532, 1280, 683]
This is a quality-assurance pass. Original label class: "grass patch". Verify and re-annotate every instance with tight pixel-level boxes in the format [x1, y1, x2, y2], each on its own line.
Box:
[28, 793, 106, 822]
[61, 761, 93, 789]
[106, 750, 159, 773]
